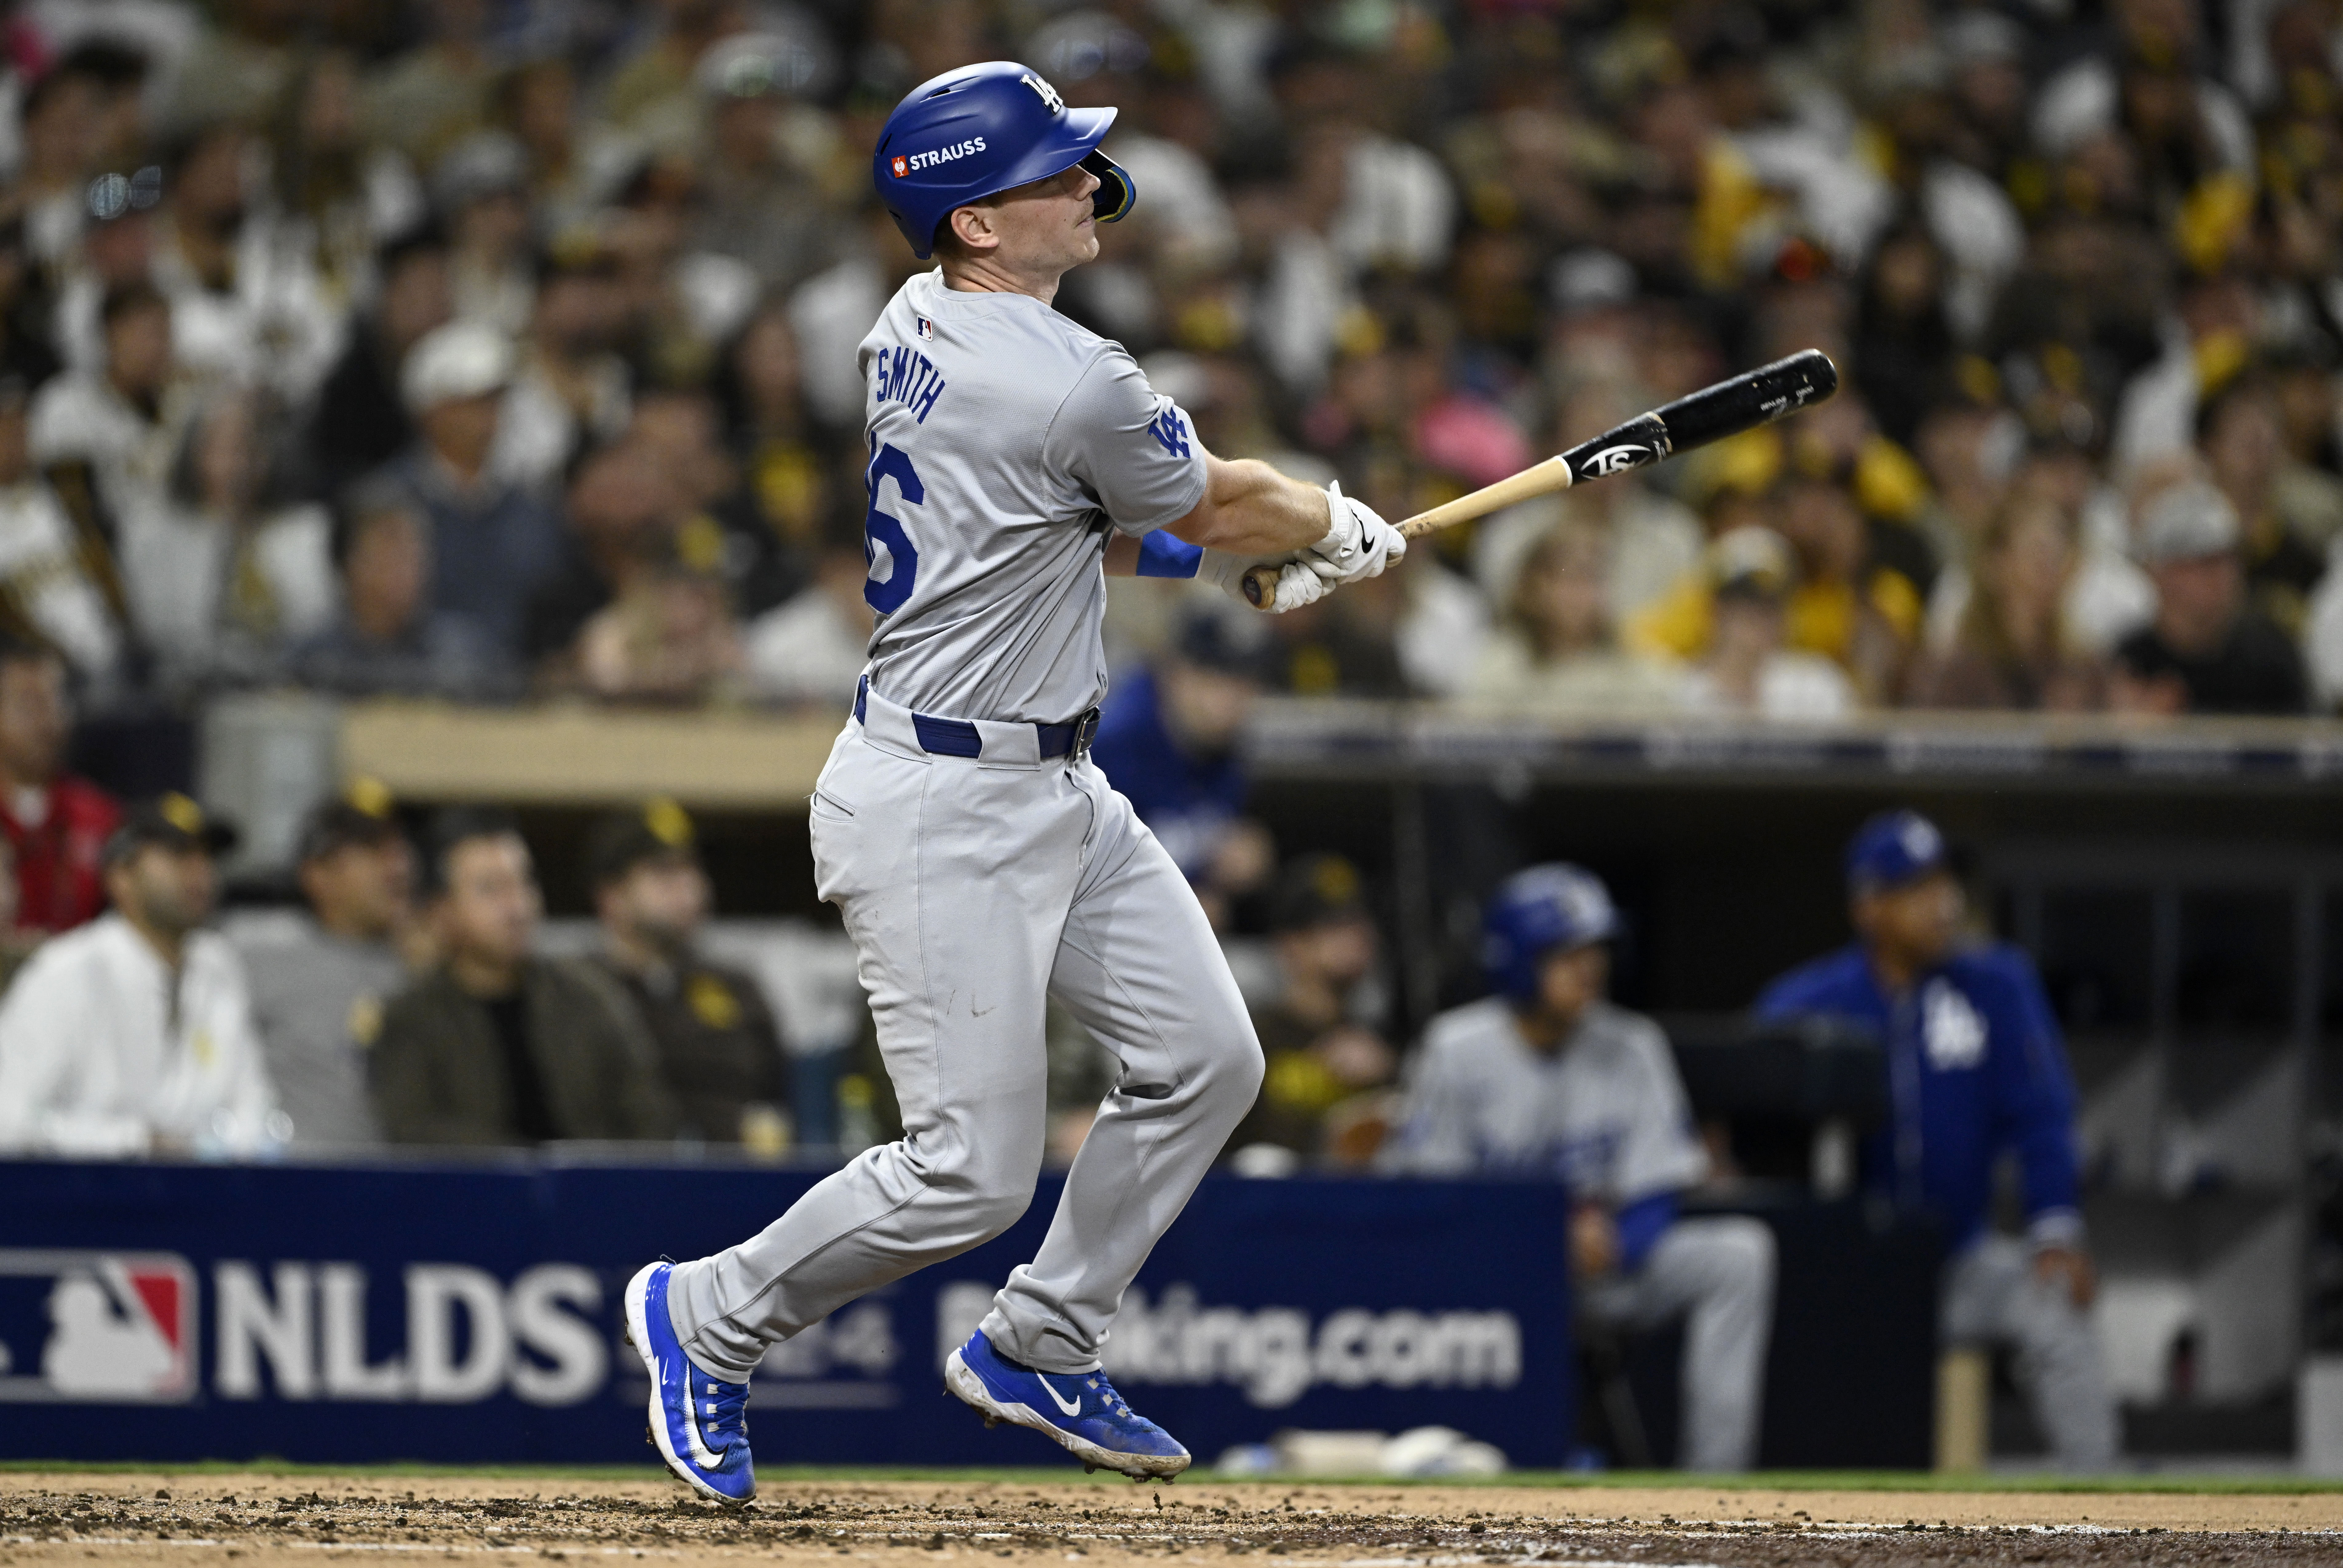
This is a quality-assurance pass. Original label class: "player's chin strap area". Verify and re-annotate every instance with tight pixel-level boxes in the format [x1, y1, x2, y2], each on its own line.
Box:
[856, 674, 1099, 766]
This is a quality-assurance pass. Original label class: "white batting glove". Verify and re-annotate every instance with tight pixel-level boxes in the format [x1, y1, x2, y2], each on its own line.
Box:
[1306, 482, 1407, 586]
[1199, 549, 1329, 613]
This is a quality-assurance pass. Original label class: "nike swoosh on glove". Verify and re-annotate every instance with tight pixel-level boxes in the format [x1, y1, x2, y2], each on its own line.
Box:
[1199, 549, 1329, 613]
[1306, 482, 1407, 585]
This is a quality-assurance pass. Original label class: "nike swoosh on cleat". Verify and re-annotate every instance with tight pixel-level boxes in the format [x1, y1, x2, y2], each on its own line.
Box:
[1039, 1375, 1082, 1418]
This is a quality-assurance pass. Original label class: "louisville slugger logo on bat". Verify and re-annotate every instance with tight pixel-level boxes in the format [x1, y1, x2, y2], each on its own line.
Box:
[1580, 442, 1666, 478]
[1241, 349, 1838, 608]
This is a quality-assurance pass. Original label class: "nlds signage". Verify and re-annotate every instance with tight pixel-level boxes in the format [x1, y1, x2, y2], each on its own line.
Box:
[208, 1262, 605, 1405]
[0, 1163, 1574, 1466]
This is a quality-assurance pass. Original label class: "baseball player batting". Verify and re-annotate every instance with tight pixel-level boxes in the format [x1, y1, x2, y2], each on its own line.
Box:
[620, 61, 1406, 1503]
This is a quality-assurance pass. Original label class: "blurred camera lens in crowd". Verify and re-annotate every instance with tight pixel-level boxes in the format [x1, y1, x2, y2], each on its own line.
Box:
[1031, 13, 1150, 82]
[85, 166, 162, 222]
[695, 28, 834, 101]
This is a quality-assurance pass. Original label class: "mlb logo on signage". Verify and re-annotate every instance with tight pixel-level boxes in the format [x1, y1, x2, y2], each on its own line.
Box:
[0, 1250, 196, 1403]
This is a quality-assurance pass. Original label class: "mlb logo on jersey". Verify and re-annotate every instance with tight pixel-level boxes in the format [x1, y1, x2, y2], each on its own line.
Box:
[0, 1249, 196, 1403]
[916, 317, 934, 342]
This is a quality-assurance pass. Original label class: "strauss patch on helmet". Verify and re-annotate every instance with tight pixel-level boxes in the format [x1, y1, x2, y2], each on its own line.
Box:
[898, 136, 989, 176]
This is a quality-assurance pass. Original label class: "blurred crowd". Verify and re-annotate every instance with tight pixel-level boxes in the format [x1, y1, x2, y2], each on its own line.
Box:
[0, 0, 2318, 731]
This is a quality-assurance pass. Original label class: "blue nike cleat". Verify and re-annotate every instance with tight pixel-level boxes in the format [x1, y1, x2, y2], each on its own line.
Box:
[944, 1329, 1191, 1479]
[623, 1261, 756, 1505]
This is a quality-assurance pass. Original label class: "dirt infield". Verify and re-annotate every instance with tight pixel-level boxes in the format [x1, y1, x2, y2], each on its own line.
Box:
[5, 1472, 2342, 1567]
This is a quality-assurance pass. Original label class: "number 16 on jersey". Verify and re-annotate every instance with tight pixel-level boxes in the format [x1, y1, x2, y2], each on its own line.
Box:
[863, 443, 922, 614]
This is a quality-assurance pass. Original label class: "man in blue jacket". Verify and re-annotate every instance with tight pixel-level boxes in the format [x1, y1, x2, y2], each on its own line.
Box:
[1754, 810, 2117, 1470]
[1089, 610, 1273, 928]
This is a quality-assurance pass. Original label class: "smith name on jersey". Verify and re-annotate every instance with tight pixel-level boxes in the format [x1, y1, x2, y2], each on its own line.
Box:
[854, 269, 1205, 727]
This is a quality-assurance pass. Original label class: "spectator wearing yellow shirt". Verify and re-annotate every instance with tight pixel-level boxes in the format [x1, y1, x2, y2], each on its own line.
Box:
[1628, 476, 1922, 704]
[1774, 473, 1924, 703]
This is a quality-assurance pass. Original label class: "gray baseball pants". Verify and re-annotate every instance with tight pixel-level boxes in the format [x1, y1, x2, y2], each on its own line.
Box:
[665, 691, 1266, 1380]
[1942, 1235, 2119, 1471]
[1580, 1215, 1776, 1471]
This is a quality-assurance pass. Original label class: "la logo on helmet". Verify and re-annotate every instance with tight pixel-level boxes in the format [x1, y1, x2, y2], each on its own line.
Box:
[1021, 73, 1064, 115]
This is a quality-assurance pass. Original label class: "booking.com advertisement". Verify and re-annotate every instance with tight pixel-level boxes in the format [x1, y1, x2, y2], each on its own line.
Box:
[0, 1162, 1573, 1468]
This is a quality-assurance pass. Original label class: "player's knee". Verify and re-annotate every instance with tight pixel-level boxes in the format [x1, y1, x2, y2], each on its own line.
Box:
[1708, 1216, 1776, 1292]
[963, 1181, 1036, 1243]
[1221, 1031, 1266, 1102]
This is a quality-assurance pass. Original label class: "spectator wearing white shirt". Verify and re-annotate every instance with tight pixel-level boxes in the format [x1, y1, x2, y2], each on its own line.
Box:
[0, 792, 280, 1158]
[490, 245, 633, 495]
[117, 386, 335, 694]
[742, 525, 874, 708]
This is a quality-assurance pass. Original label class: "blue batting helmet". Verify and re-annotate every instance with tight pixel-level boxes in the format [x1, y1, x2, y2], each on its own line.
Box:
[872, 61, 1137, 260]
[1481, 864, 1621, 1003]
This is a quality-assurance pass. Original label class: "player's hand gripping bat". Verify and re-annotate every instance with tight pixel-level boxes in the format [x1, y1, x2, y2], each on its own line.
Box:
[1241, 349, 1840, 609]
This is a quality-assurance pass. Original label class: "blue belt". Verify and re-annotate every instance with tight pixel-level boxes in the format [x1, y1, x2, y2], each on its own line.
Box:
[855, 676, 1099, 760]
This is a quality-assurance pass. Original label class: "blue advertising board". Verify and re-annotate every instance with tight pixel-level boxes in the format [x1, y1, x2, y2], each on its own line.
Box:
[0, 1161, 1574, 1469]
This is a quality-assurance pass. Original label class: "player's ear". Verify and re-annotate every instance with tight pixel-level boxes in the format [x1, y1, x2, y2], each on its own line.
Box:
[948, 203, 999, 256]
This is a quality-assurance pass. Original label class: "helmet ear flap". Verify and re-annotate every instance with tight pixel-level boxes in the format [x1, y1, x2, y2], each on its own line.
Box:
[1081, 150, 1137, 223]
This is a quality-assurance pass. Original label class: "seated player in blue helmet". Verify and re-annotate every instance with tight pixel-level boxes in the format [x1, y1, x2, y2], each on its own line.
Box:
[1753, 810, 2118, 1471]
[1384, 865, 1776, 1472]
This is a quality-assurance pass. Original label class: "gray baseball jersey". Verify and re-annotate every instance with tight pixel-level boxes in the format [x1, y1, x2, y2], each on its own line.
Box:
[855, 269, 1207, 723]
[1385, 997, 1707, 1204]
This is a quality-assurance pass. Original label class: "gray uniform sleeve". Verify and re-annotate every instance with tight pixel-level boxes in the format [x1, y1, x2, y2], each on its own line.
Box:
[1041, 350, 1208, 537]
[1379, 1034, 1480, 1176]
[1612, 1018, 1710, 1203]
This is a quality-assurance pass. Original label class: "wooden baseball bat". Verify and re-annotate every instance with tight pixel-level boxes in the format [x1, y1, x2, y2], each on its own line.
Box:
[1242, 348, 1840, 608]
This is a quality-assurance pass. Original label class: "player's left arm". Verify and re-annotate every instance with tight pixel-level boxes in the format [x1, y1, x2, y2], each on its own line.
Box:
[1109, 455, 1401, 610]
[1061, 351, 1396, 606]
[1162, 453, 1333, 559]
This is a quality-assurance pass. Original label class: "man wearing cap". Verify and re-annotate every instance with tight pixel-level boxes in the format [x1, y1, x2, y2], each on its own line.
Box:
[1754, 810, 2116, 1470]
[1222, 853, 1395, 1171]
[373, 807, 676, 1146]
[690, 35, 836, 291]
[0, 793, 280, 1157]
[2112, 481, 2307, 715]
[370, 319, 562, 656]
[233, 785, 417, 1149]
[1385, 864, 1775, 1472]
[584, 800, 788, 1145]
